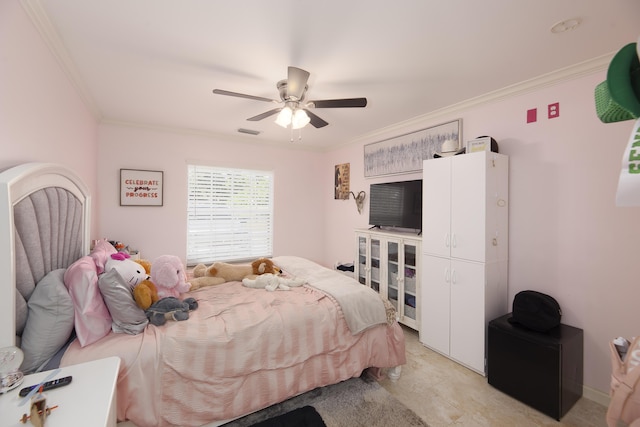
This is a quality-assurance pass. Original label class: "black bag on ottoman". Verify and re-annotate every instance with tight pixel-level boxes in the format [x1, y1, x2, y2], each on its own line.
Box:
[508, 290, 562, 332]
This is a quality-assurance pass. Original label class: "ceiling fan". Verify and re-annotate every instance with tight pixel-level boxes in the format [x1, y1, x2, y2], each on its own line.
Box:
[213, 66, 367, 129]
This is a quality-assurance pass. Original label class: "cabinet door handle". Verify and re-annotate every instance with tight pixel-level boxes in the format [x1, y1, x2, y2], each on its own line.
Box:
[445, 267, 451, 284]
[451, 233, 457, 249]
[445, 233, 450, 248]
[451, 269, 457, 284]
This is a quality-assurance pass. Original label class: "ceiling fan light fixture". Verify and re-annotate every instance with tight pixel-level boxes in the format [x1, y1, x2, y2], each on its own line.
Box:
[275, 106, 310, 129]
[291, 109, 310, 129]
[275, 106, 293, 128]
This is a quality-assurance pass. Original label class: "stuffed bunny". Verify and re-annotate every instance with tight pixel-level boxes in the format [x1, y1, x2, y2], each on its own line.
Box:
[151, 255, 191, 299]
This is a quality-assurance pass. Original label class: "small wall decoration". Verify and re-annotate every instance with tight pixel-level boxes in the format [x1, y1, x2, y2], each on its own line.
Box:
[350, 190, 366, 214]
[335, 163, 350, 200]
[363, 119, 461, 177]
[120, 169, 163, 206]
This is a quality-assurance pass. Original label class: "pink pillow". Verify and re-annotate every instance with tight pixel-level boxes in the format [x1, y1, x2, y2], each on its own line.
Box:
[89, 239, 117, 275]
[63, 256, 112, 347]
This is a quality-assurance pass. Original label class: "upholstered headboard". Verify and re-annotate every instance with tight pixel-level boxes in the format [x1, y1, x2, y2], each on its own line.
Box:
[0, 163, 90, 348]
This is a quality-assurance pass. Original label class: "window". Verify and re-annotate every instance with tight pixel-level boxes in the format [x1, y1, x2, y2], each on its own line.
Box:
[187, 165, 273, 265]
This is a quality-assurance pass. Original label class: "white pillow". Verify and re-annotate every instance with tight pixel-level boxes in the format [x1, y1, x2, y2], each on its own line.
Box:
[20, 269, 75, 373]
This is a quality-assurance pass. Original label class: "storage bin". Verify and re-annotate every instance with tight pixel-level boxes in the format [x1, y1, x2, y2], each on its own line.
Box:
[404, 304, 416, 320]
[404, 277, 416, 294]
[487, 313, 583, 420]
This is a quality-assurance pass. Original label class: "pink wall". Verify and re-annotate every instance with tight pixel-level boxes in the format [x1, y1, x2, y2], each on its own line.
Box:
[5, 0, 639, 399]
[97, 124, 325, 264]
[322, 72, 640, 396]
[0, 1, 99, 238]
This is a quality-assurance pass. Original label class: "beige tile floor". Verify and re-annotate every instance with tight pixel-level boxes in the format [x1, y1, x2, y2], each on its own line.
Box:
[380, 326, 608, 427]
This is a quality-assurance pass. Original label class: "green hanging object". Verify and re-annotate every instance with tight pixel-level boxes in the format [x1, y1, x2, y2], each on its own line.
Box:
[595, 42, 640, 123]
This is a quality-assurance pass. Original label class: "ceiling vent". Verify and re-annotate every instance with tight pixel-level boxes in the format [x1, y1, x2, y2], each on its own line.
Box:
[237, 128, 260, 135]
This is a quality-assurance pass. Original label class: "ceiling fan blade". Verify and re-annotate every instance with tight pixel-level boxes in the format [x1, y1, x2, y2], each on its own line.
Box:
[303, 109, 329, 128]
[309, 98, 368, 108]
[287, 67, 310, 100]
[213, 89, 278, 103]
[247, 108, 282, 121]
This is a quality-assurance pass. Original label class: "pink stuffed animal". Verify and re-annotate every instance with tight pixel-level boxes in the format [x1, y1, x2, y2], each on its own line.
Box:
[151, 255, 191, 299]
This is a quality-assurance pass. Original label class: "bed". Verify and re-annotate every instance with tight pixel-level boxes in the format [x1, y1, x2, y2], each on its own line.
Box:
[0, 162, 406, 427]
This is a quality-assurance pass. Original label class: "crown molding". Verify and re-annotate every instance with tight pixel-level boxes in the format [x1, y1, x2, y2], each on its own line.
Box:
[20, 0, 102, 120]
[344, 54, 612, 149]
[101, 118, 324, 152]
[21, 0, 613, 152]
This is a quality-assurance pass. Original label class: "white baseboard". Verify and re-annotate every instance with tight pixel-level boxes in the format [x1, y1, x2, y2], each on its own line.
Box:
[583, 385, 610, 408]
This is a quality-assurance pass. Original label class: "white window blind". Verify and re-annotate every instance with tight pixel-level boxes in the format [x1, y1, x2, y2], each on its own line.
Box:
[187, 165, 273, 265]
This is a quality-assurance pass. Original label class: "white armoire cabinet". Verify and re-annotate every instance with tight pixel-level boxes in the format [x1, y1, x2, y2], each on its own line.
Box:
[355, 229, 420, 330]
[419, 151, 509, 375]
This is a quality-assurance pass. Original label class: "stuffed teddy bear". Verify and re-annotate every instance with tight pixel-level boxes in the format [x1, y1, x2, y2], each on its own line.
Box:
[145, 296, 198, 326]
[104, 253, 149, 288]
[133, 280, 159, 310]
[190, 258, 279, 291]
[242, 273, 306, 291]
[132, 259, 159, 310]
[151, 255, 191, 299]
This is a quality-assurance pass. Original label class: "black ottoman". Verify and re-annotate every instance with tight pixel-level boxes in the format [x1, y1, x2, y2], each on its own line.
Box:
[487, 313, 583, 420]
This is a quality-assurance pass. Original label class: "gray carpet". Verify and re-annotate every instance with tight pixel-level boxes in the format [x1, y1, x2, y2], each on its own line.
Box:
[222, 374, 427, 427]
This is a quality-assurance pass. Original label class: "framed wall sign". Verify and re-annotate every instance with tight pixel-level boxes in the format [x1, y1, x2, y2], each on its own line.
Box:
[120, 169, 163, 206]
[335, 163, 350, 200]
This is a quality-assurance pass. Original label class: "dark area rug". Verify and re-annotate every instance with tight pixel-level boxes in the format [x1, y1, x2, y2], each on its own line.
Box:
[250, 405, 325, 427]
[221, 373, 427, 427]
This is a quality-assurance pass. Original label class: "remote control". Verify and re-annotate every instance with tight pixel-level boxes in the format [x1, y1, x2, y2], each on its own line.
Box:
[18, 376, 72, 397]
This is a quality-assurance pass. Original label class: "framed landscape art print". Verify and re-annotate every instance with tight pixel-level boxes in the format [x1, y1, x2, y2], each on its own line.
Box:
[363, 119, 461, 177]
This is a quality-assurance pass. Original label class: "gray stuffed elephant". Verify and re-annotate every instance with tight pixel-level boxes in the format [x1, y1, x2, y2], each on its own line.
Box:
[144, 297, 198, 326]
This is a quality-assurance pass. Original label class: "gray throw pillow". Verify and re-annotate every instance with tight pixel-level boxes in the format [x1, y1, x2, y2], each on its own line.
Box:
[98, 268, 148, 334]
[20, 269, 75, 373]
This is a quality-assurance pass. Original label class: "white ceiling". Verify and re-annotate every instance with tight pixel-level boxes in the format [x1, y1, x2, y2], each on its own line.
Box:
[25, 0, 640, 151]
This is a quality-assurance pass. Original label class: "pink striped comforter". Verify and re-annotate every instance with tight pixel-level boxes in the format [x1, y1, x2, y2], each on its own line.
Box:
[61, 273, 405, 427]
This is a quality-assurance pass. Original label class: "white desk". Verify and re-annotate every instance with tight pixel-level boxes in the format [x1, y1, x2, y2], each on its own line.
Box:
[0, 357, 120, 427]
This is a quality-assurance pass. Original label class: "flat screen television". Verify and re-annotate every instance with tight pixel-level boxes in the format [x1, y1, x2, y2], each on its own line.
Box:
[369, 179, 422, 231]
